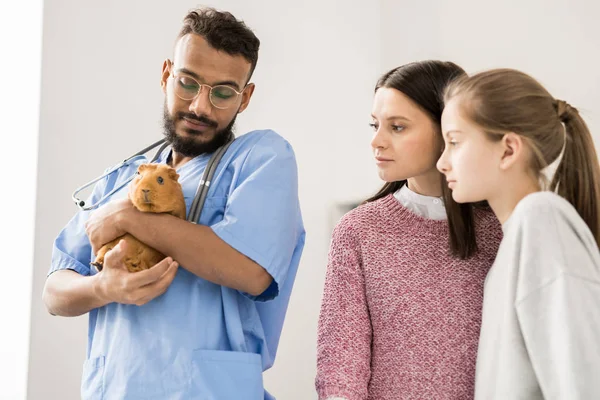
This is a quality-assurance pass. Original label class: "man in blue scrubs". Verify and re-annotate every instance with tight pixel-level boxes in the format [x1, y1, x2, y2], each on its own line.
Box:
[43, 8, 305, 400]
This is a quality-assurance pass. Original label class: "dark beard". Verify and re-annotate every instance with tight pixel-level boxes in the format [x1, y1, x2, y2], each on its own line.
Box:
[162, 105, 235, 158]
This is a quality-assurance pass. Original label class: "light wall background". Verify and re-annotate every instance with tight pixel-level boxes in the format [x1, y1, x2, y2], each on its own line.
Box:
[380, 0, 600, 137]
[0, 1, 43, 400]
[1, 0, 598, 399]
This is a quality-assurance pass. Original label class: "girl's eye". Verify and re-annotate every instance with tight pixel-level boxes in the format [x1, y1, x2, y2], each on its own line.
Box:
[391, 125, 405, 132]
[369, 123, 378, 131]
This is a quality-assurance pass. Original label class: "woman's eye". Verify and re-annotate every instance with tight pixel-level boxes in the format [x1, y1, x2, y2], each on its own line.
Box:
[369, 123, 378, 131]
[157, 176, 164, 185]
[391, 125, 405, 132]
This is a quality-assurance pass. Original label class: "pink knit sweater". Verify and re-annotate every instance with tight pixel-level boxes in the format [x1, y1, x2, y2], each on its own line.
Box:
[316, 194, 503, 400]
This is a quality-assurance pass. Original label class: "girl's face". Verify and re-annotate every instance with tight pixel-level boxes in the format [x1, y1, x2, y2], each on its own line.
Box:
[370, 87, 443, 183]
[437, 98, 503, 203]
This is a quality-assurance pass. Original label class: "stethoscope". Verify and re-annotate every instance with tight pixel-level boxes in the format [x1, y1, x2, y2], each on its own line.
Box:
[71, 137, 234, 223]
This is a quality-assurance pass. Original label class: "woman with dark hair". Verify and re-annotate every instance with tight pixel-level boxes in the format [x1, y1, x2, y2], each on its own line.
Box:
[315, 61, 503, 400]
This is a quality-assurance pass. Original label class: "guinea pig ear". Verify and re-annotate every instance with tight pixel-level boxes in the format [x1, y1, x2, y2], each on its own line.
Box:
[167, 168, 180, 181]
[137, 164, 149, 173]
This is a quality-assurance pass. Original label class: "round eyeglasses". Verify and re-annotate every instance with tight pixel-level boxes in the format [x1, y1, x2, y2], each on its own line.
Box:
[169, 70, 245, 110]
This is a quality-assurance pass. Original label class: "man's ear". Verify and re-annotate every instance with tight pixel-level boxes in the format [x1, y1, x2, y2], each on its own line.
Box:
[237, 83, 255, 114]
[160, 59, 172, 94]
[499, 132, 525, 170]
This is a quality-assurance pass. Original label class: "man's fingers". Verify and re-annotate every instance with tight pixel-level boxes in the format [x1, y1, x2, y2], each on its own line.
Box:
[152, 260, 179, 286]
[103, 240, 127, 269]
[130, 257, 174, 286]
[133, 261, 179, 305]
[159, 260, 179, 281]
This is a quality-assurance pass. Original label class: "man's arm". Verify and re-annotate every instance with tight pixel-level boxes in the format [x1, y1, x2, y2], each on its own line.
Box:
[100, 208, 273, 297]
[43, 270, 108, 317]
[43, 240, 179, 317]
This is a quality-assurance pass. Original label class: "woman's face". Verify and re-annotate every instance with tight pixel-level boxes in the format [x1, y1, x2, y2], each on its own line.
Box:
[370, 87, 443, 183]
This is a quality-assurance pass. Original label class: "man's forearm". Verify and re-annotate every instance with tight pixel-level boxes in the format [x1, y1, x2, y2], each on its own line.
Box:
[121, 211, 272, 296]
[43, 270, 109, 317]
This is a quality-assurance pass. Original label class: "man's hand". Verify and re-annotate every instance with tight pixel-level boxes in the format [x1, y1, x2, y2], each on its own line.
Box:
[85, 198, 136, 255]
[94, 240, 179, 306]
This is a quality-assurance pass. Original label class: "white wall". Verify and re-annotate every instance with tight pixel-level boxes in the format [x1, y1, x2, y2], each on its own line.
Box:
[0, 2, 43, 400]
[27, 1, 381, 399]
[381, 0, 600, 145]
[441, 0, 600, 143]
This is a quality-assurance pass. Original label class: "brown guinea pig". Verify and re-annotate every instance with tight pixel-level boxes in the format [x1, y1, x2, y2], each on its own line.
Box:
[91, 163, 186, 273]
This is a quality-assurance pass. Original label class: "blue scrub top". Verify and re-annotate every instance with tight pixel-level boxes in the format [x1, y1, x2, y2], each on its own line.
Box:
[50, 130, 305, 400]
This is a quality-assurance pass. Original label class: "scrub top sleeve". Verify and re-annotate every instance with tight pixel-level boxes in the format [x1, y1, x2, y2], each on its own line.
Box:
[48, 168, 111, 277]
[211, 132, 301, 302]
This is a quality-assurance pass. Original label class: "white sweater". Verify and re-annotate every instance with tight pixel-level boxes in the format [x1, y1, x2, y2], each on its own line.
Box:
[475, 191, 600, 399]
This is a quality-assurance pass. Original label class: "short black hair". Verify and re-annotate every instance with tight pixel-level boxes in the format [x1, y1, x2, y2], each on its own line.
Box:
[178, 8, 260, 80]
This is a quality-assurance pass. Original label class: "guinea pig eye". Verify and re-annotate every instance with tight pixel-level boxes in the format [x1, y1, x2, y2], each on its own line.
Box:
[157, 176, 164, 185]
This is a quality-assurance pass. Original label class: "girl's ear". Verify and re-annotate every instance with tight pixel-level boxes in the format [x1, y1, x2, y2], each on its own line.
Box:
[499, 132, 525, 170]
